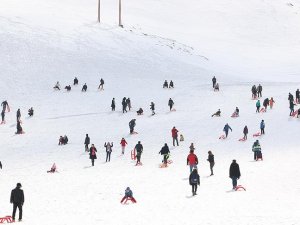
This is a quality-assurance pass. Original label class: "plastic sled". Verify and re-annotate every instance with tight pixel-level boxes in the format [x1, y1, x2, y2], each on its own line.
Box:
[256, 152, 263, 161]
[231, 113, 239, 118]
[253, 132, 261, 137]
[235, 185, 246, 191]
[135, 162, 143, 166]
[260, 108, 266, 113]
[0, 216, 13, 223]
[238, 137, 246, 142]
[291, 111, 298, 117]
[159, 163, 168, 168]
[171, 108, 176, 112]
[0, 121, 5, 125]
[219, 135, 226, 140]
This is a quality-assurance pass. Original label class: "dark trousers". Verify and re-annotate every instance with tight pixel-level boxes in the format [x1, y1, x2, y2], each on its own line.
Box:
[136, 153, 141, 163]
[162, 155, 168, 164]
[254, 151, 258, 160]
[231, 177, 238, 189]
[243, 134, 247, 140]
[210, 162, 215, 175]
[258, 91, 262, 97]
[85, 144, 89, 152]
[122, 106, 127, 113]
[261, 128, 265, 134]
[169, 105, 173, 111]
[225, 131, 229, 137]
[106, 152, 111, 162]
[112, 106, 115, 111]
[290, 108, 294, 116]
[173, 137, 179, 146]
[256, 106, 260, 113]
[12, 203, 22, 220]
[213, 82, 216, 88]
[91, 159, 95, 166]
[130, 127, 134, 134]
[192, 184, 197, 194]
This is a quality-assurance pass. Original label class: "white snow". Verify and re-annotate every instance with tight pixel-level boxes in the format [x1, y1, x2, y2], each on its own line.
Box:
[0, 0, 300, 225]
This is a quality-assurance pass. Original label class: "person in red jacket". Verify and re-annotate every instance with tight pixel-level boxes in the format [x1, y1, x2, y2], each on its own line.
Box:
[120, 138, 128, 154]
[187, 149, 198, 173]
[171, 126, 179, 146]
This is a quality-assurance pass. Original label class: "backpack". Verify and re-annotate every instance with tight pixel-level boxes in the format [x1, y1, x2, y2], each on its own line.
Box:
[190, 172, 198, 184]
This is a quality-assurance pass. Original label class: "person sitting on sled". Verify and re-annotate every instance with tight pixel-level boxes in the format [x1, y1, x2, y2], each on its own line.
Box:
[211, 109, 221, 117]
[47, 163, 57, 173]
[120, 187, 136, 204]
[234, 107, 239, 117]
[136, 108, 143, 115]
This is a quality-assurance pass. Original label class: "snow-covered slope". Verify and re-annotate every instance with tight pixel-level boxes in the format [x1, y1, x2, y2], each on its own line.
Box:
[0, 0, 300, 225]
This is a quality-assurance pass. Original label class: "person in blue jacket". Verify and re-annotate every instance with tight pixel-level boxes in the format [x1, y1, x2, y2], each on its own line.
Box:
[223, 123, 232, 138]
[260, 120, 265, 135]
[120, 187, 136, 203]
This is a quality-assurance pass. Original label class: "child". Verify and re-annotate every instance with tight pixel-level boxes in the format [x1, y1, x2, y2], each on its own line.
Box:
[120, 187, 136, 204]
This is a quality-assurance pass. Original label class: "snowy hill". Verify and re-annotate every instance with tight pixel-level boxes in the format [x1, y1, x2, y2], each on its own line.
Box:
[0, 0, 300, 225]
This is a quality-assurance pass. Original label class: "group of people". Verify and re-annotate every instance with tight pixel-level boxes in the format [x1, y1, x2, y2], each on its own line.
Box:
[251, 84, 263, 99]
[288, 91, 300, 117]
[163, 80, 174, 88]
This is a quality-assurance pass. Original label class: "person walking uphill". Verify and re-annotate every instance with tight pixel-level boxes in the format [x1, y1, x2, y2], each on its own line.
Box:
[159, 143, 170, 164]
[84, 134, 90, 152]
[104, 142, 113, 162]
[10, 183, 24, 222]
[256, 100, 261, 113]
[129, 119, 136, 134]
[168, 98, 174, 111]
[207, 151, 215, 176]
[243, 125, 248, 140]
[89, 144, 97, 166]
[189, 168, 200, 196]
[171, 126, 179, 146]
[223, 123, 232, 138]
[212, 76, 217, 88]
[120, 138, 127, 154]
[111, 98, 116, 111]
[187, 150, 198, 173]
[229, 160, 241, 190]
[260, 120, 265, 135]
[252, 140, 262, 160]
[135, 141, 143, 165]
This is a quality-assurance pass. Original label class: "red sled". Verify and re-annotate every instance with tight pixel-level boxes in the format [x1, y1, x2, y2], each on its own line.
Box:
[121, 197, 137, 204]
[238, 137, 246, 142]
[0, 121, 6, 125]
[253, 132, 261, 137]
[0, 216, 13, 223]
[231, 113, 239, 118]
[219, 135, 226, 140]
[291, 111, 298, 117]
[235, 185, 246, 191]
[131, 150, 136, 160]
[171, 108, 176, 112]
[260, 108, 266, 113]
[256, 151, 263, 161]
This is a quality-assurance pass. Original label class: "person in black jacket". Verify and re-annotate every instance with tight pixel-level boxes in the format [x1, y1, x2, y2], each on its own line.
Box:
[229, 160, 241, 189]
[296, 89, 300, 104]
[84, 134, 90, 152]
[98, 78, 104, 90]
[207, 151, 214, 176]
[263, 98, 269, 111]
[111, 98, 116, 111]
[82, 83, 87, 92]
[150, 102, 155, 115]
[122, 97, 127, 113]
[159, 143, 170, 164]
[168, 98, 174, 111]
[0, 161, 2, 169]
[10, 183, 24, 222]
[73, 77, 78, 85]
[1, 100, 9, 112]
[163, 80, 168, 88]
[135, 141, 143, 165]
[189, 168, 200, 196]
[243, 125, 248, 140]
[212, 76, 217, 88]
[28, 107, 34, 117]
[169, 80, 174, 88]
[257, 84, 262, 98]
[129, 119, 136, 134]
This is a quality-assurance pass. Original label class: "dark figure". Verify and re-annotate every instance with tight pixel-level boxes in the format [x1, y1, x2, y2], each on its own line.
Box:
[211, 109, 221, 117]
[297, 108, 300, 118]
[98, 78, 104, 90]
[263, 98, 269, 111]
[1, 100, 9, 112]
[189, 143, 195, 151]
[10, 183, 24, 222]
[1, 110, 5, 123]
[257, 84, 262, 98]
[212, 76, 217, 88]
[243, 125, 248, 140]
[28, 107, 34, 117]
[0, 161, 2, 169]
[189, 168, 200, 196]
[252, 140, 262, 160]
[171, 126, 179, 146]
[104, 142, 113, 162]
[16, 121, 23, 134]
[16, 109, 21, 122]
[111, 98, 116, 111]
[122, 97, 127, 113]
[168, 98, 174, 111]
[207, 151, 215, 176]
[290, 101, 296, 116]
[169, 80, 174, 88]
[296, 89, 300, 104]
[84, 134, 90, 152]
[251, 85, 257, 99]
[73, 77, 78, 85]
[129, 119, 136, 134]
[260, 120, 265, 135]
[136, 108, 143, 115]
[270, 97, 275, 109]
[53, 81, 60, 90]
[163, 80, 168, 88]
[59, 135, 68, 145]
[82, 83, 87, 92]
[126, 98, 131, 111]
[229, 160, 241, 189]
[47, 163, 57, 173]
[89, 144, 97, 166]
[256, 100, 261, 113]
[150, 102, 155, 115]
[223, 123, 232, 138]
[159, 143, 170, 164]
[120, 187, 136, 203]
[214, 83, 219, 91]
[288, 93, 294, 103]
[235, 107, 239, 116]
[135, 141, 143, 165]
[65, 85, 71, 91]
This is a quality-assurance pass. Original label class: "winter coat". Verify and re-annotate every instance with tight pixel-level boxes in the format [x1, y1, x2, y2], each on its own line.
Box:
[212, 77, 216, 83]
[10, 187, 24, 204]
[89, 147, 97, 159]
[258, 85, 262, 92]
[223, 124, 232, 132]
[111, 99, 115, 107]
[263, 99, 269, 107]
[171, 128, 179, 138]
[104, 143, 113, 152]
[296, 90, 300, 98]
[129, 120, 136, 128]
[84, 136, 90, 145]
[243, 126, 248, 135]
[256, 101, 261, 107]
[207, 154, 214, 163]
[189, 170, 200, 185]
[260, 121, 265, 129]
[229, 162, 241, 178]
[252, 142, 261, 152]
[120, 139, 127, 147]
[187, 153, 198, 165]
[159, 145, 170, 155]
[135, 143, 143, 153]
[125, 188, 133, 197]
[288, 94, 294, 102]
[168, 99, 174, 107]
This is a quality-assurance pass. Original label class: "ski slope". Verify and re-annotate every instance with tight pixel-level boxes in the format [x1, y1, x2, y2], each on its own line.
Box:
[0, 0, 300, 225]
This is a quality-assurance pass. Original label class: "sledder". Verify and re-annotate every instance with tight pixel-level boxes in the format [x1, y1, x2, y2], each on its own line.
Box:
[15, 121, 24, 134]
[239, 125, 248, 141]
[159, 143, 171, 167]
[47, 163, 57, 173]
[231, 107, 239, 117]
[134, 141, 143, 166]
[252, 140, 263, 161]
[1, 110, 5, 124]
[120, 187, 136, 204]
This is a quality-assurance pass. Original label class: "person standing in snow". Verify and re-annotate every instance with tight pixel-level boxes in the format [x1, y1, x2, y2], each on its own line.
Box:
[1, 100, 9, 112]
[257, 84, 262, 98]
[53, 81, 60, 90]
[16, 121, 23, 134]
[243, 125, 248, 140]
[189, 168, 200, 196]
[207, 151, 215, 176]
[171, 126, 179, 146]
[134, 141, 143, 165]
[1, 110, 5, 124]
[89, 144, 97, 166]
[82, 83, 87, 92]
[126, 98, 131, 111]
[251, 85, 257, 99]
[211, 109, 221, 117]
[169, 80, 174, 88]
[28, 107, 34, 117]
[296, 89, 300, 104]
[150, 102, 155, 115]
[159, 143, 170, 164]
[16, 109, 21, 122]
[84, 134, 90, 152]
[120, 187, 136, 203]
[122, 97, 127, 113]
[212, 76, 217, 88]
[288, 93, 294, 103]
[260, 120, 265, 135]
[64, 85, 71, 91]
[104, 142, 113, 162]
[10, 183, 24, 222]
[98, 78, 104, 90]
[120, 138, 127, 154]
[129, 119, 136, 134]
[111, 98, 116, 111]
[256, 100, 261, 113]
[168, 98, 174, 111]
[163, 80, 168, 88]
[187, 149, 198, 173]
[73, 77, 78, 85]
[223, 123, 232, 138]
[263, 98, 269, 111]
[289, 101, 296, 116]
[269, 97, 275, 109]
[252, 140, 262, 160]
[229, 160, 241, 190]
